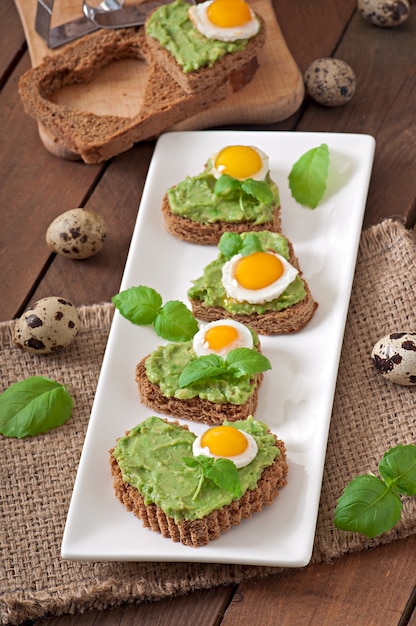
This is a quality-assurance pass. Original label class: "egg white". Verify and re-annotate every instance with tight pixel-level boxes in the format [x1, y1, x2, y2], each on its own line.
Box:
[188, 0, 260, 43]
[192, 319, 254, 357]
[222, 251, 299, 304]
[209, 146, 269, 181]
[192, 429, 258, 468]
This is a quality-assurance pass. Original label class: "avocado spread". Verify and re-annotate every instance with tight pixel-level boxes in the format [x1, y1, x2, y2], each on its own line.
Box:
[167, 165, 280, 225]
[113, 415, 279, 522]
[145, 0, 252, 73]
[145, 332, 259, 404]
[188, 231, 307, 315]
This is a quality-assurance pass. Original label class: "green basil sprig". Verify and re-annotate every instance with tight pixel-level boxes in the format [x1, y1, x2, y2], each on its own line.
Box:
[178, 347, 271, 388]
[288, 143, 330, 209]
[334, 444, 416, 538]
[183, 455, 242, 501]
[112, 285, 198, 342]
[218, 232, 263, 260]
[0, 376, 73, 438]
[214, 174, 275, 205]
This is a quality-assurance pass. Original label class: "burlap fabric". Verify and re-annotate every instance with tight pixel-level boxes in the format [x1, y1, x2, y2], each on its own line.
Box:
[1, 219, 415, 625]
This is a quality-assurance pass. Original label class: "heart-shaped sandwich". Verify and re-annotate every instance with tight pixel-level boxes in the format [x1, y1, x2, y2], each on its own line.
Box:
[110, 415, 288, 547]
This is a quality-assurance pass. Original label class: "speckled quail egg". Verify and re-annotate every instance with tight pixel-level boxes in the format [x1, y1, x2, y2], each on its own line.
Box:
[357, 0, 410, 27]
[371, 332, 416, 386]
[304, 58, 356, 107]
[13, 297, 80, 354]
[46, 208, 107, 260]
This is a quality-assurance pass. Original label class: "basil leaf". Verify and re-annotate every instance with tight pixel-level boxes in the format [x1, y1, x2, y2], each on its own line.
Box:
[241, 179, 274, 204]
[112, 285, 162, 325]
[218, 232, 243, 259]
[378, 444, 416, 496]
[240, 233, 263, 256]
[225, 348, 272, 377]
[190, 455, 214, 470]
[205, 458, 242, 498]
[182, 457, 200, 469]
[113, 286, 198, 342]
[334, 474, 402, 538]
[178, 354, 226, 388]
[154, 300, 199, 342]
[214, 174, 242, 196]
[0, 376, 73, 438]
[288, 143, 330, 209]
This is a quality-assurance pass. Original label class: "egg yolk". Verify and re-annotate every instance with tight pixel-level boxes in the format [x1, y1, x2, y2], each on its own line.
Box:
[214, 145, 262, 179]
[207, 0, 252, 28]
[234, 252, 284, 290]
[201, 425, 248, 456]
[204, 324, 239, 351]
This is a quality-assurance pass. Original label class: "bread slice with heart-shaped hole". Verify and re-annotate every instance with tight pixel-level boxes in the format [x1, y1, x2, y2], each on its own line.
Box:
[18, 27, 255, 164]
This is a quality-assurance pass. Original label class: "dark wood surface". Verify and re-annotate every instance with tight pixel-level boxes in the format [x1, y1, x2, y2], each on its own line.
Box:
[2, 0, 416, 624]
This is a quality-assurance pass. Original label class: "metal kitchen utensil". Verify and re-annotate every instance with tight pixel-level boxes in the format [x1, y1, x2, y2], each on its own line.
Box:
[35, 0, 183, 48]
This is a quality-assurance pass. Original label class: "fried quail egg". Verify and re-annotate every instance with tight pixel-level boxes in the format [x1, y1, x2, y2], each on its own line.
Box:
[209, 145, 269, 181]
[188, 0, 260, 42]
[222, 250, 298, 304]
[193, 319, 254, 357]
[192, 424, 258, 468]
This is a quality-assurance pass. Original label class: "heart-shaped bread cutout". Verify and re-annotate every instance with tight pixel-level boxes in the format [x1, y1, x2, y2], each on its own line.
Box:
[18, 26, 255, 164]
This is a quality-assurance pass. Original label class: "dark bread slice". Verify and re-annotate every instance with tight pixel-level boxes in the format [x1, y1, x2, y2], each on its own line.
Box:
[18, 27, 258, 164]
[161, 191, 282, 245]
[189, 241, 318, 335]
[145, 11, 266, 94]
[135, 357, 263, 424]
[109, 423, 288, 548]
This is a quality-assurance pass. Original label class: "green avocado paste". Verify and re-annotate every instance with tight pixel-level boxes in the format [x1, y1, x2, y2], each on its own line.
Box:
[145, 0, 253, 73]
[167, 165, 280, 225]
[145, 332, 259, 404]
[187, 230, 307, 315]
[113, 415, 279, 522]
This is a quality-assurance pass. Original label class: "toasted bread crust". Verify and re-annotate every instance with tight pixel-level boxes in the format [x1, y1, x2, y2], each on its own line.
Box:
[110, 429, 288, 547]
[161, 192, 282, 245]
[145, 14, 266, 94]
[135, 356, 263, 424]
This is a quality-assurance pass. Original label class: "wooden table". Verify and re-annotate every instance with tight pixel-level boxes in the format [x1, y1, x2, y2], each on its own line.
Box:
[2, 0, 416, 624]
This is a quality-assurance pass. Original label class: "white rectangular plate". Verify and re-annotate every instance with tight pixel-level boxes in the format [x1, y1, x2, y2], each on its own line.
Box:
[62, 131, 375, 566]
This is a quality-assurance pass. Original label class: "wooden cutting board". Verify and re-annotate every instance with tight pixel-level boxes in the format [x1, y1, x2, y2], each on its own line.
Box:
[14, 0, 304, 160]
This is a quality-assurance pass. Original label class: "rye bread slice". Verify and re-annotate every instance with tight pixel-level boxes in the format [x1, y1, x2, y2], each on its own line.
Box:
[109, 422, 288, 548]
[18, 27, 258, 164]
[161, 192, 282, 245]
[135, 356, 263, 424]
[145, 9, 266, 94]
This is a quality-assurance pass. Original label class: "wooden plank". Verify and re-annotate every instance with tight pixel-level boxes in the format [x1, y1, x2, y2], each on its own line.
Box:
[294, 8, 416, 229]
[0, 0, 26, 82]
[0, 55, 103, 322]
[221, 537, 416, 626]
[272, 0, 357, 71]
[29, 586, 235, 625]
[26, 142, 155, 308]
